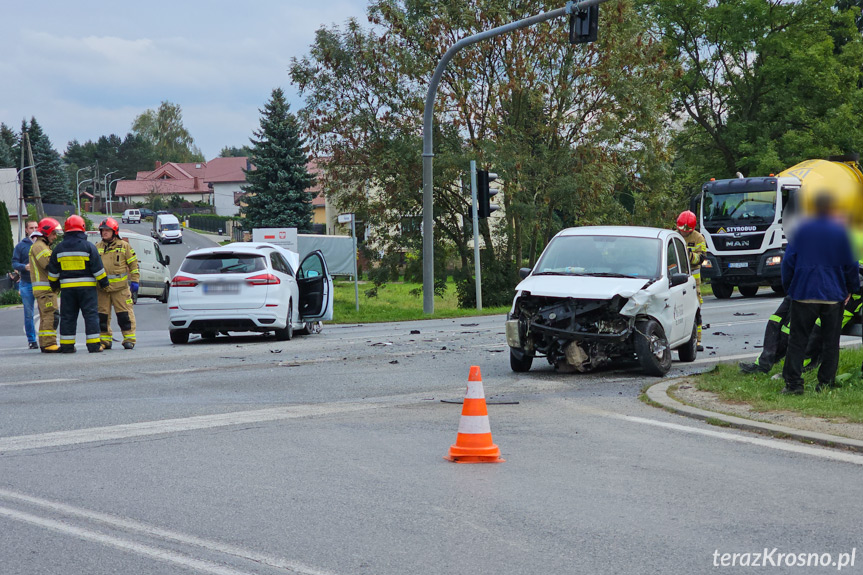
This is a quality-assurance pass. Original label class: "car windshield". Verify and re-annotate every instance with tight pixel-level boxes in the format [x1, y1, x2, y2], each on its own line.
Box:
[162, 223, 180, 230]
[703, 190, 777, 224]
[533, 235, 662, 279]
[181, 253, 265, 275]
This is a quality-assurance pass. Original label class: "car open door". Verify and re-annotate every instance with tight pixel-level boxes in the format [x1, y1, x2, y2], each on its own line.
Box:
[297, 250, 333, 321]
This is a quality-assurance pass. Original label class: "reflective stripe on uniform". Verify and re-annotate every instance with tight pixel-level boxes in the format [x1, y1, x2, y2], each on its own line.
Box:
[126, 256, 137, 264]
[108, 274, 128, 283]
[38, 330, 56, 337]
[769, 314, 783, 323]
[36, 249, 51, 259]
[94, 268, 107, 280]
[123, 334, 136, 341]
[59, 280, 97, 288]
[59, 338, 76, 344]
[781, 325, 791, 335]
[48, 272, 59, 280]
[32, 282, 52, 291]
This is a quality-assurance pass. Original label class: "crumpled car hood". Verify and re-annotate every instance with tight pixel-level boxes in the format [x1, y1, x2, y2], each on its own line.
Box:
[515, 275, 650, 300]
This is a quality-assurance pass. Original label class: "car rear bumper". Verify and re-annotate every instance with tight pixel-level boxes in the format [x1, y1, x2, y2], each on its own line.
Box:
[169, 308, 286, 333]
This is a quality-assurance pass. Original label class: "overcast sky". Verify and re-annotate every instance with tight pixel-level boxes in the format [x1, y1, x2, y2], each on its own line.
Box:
[0, 0, 369, 161]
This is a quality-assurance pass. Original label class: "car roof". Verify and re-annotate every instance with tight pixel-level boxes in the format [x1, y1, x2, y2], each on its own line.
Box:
[555, 226, 674, 240]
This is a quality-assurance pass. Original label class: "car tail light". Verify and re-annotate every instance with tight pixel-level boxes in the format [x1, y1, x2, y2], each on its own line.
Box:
[246, 273, 280, 286]
[171, 275, 198, 287]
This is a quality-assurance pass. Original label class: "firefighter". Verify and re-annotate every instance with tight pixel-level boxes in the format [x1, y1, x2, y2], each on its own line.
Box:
[677, 210, 707, 351]
[28, 218, 62, 353]
[96, 217, 139, 349]
[47, 215, 109, 353]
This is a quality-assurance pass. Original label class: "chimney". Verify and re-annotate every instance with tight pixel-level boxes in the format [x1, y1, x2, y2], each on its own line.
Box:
[155, 161, 162, 169]
[194, 176, 201, 189]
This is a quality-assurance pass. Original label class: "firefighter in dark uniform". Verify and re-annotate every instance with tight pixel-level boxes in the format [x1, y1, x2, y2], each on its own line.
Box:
[29, 218, 62, 353]
[96, 218, 139, 349]
[47, 215, 109, 353]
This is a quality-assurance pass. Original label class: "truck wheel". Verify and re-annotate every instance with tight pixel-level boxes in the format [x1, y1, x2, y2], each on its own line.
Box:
[677, 322, 698, 362]
[635, 319, 672, 376]
[170, 329, 189, 344]
[771, 284, 785, 296]
[738, 284, 759, 298]
[510, 347, 534, 372]
[712, 282, 734, 299]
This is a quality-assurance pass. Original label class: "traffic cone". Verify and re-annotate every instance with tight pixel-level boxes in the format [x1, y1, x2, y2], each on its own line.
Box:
[445, 366, 504, 463]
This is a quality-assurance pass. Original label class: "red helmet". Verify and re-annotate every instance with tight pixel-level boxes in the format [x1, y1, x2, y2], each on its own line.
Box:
[99, 217, 120, 238]
[64, 214, 86, 233]
[676, 210, 697, 232]
[36, 217, 62, 237]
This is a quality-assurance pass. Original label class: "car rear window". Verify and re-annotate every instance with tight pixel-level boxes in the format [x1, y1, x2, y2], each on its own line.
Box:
[181, 254, 266, 275]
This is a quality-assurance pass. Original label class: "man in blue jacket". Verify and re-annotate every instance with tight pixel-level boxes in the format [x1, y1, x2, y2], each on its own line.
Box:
[11, 221, 39, 349]
[781, 192, 861, 394]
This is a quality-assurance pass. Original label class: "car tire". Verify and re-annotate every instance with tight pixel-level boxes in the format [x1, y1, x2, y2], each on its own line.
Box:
[738, 284, 759, 298]
[170, 329, 189, 344]
[158, 283, 169, 303]
[510, 347, 534, 372]
[677, 322, 698, 362]
[635, 319, 672, 376]
[201, 331, 217, 340]
[275, 303, 293, 341]
[711, 281, 734, 299]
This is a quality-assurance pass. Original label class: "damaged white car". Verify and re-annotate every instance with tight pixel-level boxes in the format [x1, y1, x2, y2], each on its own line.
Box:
[505, 226, 700, 376]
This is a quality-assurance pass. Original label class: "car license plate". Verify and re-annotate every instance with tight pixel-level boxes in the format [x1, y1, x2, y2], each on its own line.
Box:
[203, 282, 239, 294]
[728, 262, 749, 269]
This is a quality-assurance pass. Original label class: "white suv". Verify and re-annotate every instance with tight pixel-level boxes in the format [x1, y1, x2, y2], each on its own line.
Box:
[122, 209, 141, 224]
[167, 243, 333, 344]
[506, 226, 699, 376]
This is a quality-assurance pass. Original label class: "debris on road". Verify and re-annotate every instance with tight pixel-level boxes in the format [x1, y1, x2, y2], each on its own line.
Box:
[734, 312, 757, 316]
[712, 331, 730, 336]
[460, 323, 479, 327]
[389, 360, 399, 364]
[410, 330, 421, 334]
[270, 349, 282, 353]
[370, 342, 393, 346]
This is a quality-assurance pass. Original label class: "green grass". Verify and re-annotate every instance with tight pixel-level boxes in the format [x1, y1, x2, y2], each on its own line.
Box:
[693, 348, 863, 422]
[332, 279, 510, 323]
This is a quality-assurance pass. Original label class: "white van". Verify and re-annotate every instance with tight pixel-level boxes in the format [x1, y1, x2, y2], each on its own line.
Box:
[152, 213, 183, 244]
[87, 230, 172, 303]
[122, 209, 141, 224]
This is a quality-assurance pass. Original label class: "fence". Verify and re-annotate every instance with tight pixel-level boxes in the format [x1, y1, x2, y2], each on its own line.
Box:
[188, 214, 235, 234]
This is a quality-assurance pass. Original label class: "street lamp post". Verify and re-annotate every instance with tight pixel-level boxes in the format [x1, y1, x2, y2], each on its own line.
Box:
[102, 171, 118, 213]
[108, 177, 125, 217]
[76, 166, 92, 214]
[16, 164, 36, 242]
[77, 177, 94, 225]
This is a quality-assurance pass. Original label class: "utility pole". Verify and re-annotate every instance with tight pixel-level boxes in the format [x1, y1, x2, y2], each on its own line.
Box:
[421, 0, 607, 314]
[24, 132, 45, 220]
[470, 160, 482, 310]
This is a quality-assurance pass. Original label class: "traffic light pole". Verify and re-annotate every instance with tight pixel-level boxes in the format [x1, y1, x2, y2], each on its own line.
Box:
[470, 161, 482, 310]
[421, 0, 605, 314]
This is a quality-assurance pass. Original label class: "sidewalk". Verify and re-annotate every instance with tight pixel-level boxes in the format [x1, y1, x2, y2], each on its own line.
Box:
[647, 379, 863, 452]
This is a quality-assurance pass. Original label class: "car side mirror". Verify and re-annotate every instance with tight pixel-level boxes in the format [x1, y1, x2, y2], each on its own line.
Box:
[163, 255, 170, 266]
[519, 267, 532, 280]
[670, 273, 689, 287]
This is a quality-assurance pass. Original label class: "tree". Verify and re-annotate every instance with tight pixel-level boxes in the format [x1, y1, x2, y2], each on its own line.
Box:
[21, 118, 70, 204]
[240, 88, 315, 231]
[219, 145, 252, 158]
[0, 200, 13, 274]
[64, 133, 157, 192]
[131, 101, 205, 163]
[648, 0, 863, 194]
[0, 137, 13, 168]
[0, 123, 18, 168]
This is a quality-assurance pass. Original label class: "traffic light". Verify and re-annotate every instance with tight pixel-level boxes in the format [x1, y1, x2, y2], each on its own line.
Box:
[569, 4, 598, 44]
[477, 169, 499, 218]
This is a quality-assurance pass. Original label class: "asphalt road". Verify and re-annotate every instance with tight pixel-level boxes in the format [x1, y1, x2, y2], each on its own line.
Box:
[1, 270, 862, 574]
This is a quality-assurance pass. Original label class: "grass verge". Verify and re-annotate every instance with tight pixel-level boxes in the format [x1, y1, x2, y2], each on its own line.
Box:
[332, 279, 510, 323]
[692, 348, 863, 423]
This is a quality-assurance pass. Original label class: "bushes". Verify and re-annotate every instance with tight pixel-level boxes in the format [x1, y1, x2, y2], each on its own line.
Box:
[188, 214, 233, 233]
[456, 254, 518, 309]
[0, 289, 22, 305]
[0, 200, 12, 274]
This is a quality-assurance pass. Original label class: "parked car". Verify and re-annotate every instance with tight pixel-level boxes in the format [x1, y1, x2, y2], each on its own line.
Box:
[86, 230, 172, 304]
[505, 226, 699, 376]
[167, 242, 333, 343]
[139, 208, 155, 220]
[122, 209, 141, 224]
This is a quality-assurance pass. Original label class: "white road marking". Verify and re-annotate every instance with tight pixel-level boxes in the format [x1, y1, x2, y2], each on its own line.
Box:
[0, 378, 78, 388]
[0, 505, 261, 575]
[0, 402, 384, 453]
[0, 488, 335, 575]
[569, 404, 863, 466]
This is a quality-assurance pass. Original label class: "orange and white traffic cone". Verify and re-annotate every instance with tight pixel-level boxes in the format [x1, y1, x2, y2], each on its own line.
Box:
[445, 366, 504, 463]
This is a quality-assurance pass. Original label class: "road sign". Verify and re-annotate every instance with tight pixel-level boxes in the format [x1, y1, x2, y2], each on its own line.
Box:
[253, 228, 298, 252]
[338, 213, 354, 224]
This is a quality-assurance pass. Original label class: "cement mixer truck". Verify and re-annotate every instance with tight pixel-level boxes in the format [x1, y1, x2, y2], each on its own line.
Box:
[693, 155, 863, 299]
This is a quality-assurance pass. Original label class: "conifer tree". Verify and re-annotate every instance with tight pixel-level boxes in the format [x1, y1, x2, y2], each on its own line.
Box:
[240, 88, 315, 230]
[20, 118, 70, 204]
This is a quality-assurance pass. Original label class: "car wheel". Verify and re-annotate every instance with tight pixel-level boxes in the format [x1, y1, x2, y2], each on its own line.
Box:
[738, 284, 759, 298]
[158, 283, 169, 303]
[677, 321, 698, 362]
[510, 347, 534, 372]
[297, 321, 323, 336]
[711, 281, 734, 299]
[634, 319, 672, 376]
[201, 331, 217, 340]
[275, 303, 293, 341]
[170, 329, 189, 344]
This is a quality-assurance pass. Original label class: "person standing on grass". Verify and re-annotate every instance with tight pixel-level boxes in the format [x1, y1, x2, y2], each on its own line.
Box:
[780, 192, 860, 395]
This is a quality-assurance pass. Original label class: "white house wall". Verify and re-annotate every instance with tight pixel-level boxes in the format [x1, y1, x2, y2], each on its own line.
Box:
[213, 182, 241, 217]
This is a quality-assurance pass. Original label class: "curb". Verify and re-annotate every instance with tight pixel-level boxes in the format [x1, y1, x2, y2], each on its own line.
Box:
[646, 380, 863, 453]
